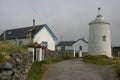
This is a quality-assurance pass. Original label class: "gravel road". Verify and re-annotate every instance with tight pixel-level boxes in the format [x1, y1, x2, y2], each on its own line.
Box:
[43, 59, 118, 80]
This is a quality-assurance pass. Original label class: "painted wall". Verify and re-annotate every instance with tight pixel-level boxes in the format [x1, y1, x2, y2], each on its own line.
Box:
[33, 27, 55, 51]
[57, 40, 88, 52]
[8, 38, 29, 46]
[57, 46, 73, 51]
[88, 22, 112, 57]
[73, 40, 88, 52]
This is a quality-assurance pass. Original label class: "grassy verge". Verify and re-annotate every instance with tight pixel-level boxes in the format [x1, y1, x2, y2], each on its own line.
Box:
[26, 56, 73, 80]
[116, 64, 120, 80]
[83, 55, 114, 65]
[83, 55, 120, 79]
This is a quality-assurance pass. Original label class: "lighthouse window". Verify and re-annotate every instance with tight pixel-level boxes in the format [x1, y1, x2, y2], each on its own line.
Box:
[103, 35, 106, 41]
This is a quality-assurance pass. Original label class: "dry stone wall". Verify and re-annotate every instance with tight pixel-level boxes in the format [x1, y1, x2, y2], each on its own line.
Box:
[44, 50, 74, 60]
[0, 52, 32, 80]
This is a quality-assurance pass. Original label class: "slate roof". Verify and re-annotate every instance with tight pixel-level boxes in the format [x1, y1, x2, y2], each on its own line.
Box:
[112, 46, 120, 51]
[0, 24, 57, 41]
[57, 38, 88, 46]
[57, 41, 76, 46]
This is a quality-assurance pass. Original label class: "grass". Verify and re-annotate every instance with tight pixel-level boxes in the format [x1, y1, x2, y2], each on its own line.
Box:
[83, 55, 113, 65]
[116, 63, 120, 80]
[26, 57, 73, 80]
[0, 40, 26, 64]
[83, 55, 120, 79]
[0, 40, 26, 54]
[26, 61, 47, 80]
[0, 53, 6, 64]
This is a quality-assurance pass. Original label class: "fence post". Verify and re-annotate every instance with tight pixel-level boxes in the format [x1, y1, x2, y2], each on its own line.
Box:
[73, 50, 75, 57]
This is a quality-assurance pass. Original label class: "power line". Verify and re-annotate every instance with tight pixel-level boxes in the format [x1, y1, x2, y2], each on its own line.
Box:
[26, 0, 41, 19]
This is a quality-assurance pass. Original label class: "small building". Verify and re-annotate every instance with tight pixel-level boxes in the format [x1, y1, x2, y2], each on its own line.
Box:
[57, 38, 88, 53]
[112, 46, 120, 52]
[0, 24, 57, 51]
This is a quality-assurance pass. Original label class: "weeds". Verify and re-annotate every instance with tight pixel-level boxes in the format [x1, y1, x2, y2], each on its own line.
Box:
[0, 41, 26, 54]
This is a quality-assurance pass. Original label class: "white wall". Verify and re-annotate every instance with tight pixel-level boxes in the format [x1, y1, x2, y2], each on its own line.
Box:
[57, 46, 73, 51]
[33, 27, 55, 51]
[73, 40, 88, 52]
[8, 38, 29, 46]
[57, 40, 88, 52]
[57, 46, 61, 50]
[88, 23, 112, 57]
[65, 46, 73, 50]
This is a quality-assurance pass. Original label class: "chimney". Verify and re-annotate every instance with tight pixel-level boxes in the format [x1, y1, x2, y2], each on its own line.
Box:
[3, 31, 6, 41]
[33, 19, 35, 27]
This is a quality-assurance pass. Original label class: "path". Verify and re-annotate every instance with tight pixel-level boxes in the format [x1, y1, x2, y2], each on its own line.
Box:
[43, 59, 118, 80]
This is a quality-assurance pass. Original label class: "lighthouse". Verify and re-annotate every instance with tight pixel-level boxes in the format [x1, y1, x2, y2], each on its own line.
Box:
[88, 8, 112, 58]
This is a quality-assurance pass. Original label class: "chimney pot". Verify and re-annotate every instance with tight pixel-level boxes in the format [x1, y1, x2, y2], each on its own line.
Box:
[33, 19, 35, 27]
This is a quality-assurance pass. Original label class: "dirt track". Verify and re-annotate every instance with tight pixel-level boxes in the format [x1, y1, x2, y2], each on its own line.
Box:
[43, 59, 118, 80]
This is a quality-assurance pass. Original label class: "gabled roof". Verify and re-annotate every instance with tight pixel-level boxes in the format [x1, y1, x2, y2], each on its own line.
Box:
[76, 38, 88, 44]
[57, 41, 76, 46]
[57, 38, 88, 46]
[0, 24, 57, 41]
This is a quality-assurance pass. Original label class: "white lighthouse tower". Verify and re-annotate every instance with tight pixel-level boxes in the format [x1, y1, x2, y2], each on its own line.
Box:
[88, 8, 112, 57]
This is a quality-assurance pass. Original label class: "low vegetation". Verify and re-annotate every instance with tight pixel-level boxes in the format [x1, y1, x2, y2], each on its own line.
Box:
[0, 40, 26, 54]
[116, 64, 120, 80]
[83, 55, 120, 79]
[26, 57, 73, 80]
[0, 40, 26, 63]
[0, 53, 5, 64]
[83, 55, 114, 65]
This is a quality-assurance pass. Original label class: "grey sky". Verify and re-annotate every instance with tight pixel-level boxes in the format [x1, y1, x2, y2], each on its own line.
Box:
[0, 0, 120, 46]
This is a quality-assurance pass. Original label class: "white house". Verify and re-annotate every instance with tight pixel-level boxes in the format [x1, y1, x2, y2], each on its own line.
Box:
[57, 38, 88, 53]
[0, 24, 57, 51]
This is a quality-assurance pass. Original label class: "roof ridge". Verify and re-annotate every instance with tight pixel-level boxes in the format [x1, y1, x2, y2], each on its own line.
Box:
[5, 24, 46, 31]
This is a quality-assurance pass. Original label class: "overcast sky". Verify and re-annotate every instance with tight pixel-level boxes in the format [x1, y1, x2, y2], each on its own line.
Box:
[0, 0, 120, 46]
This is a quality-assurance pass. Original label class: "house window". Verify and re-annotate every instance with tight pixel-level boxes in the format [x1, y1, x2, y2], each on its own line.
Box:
[19, 41, 23, 46]
[61, 46, 65, 51]
[79, 46, 82, 51]
[103, 35, 106, 41]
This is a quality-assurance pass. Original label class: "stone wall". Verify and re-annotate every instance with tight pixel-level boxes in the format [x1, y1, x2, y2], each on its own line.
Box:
[0, 52, 32, 80]
[44, 50, 74, 60]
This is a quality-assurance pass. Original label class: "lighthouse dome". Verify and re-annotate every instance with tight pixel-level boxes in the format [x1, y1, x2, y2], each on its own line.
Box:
[90, 14, 110, 24]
